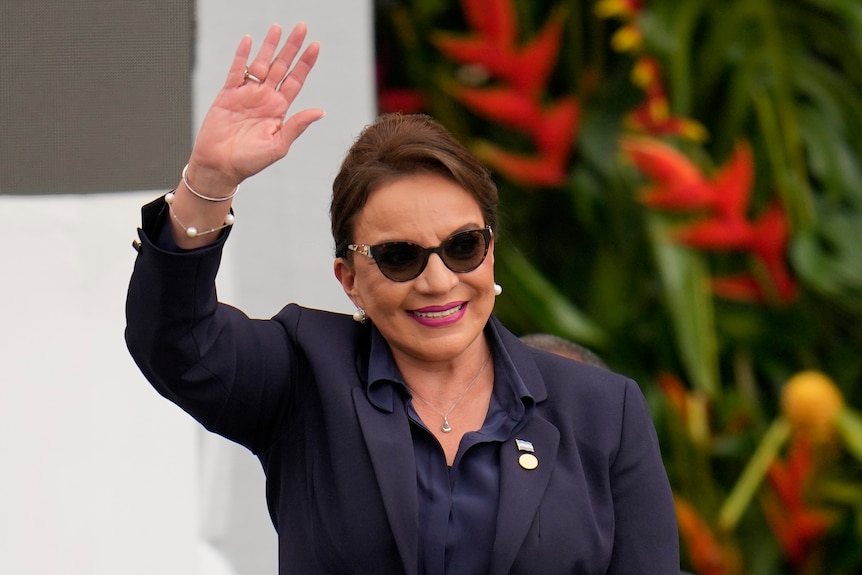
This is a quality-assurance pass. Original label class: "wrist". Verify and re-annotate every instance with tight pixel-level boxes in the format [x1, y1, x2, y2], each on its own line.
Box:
[183, 161, 240, 201]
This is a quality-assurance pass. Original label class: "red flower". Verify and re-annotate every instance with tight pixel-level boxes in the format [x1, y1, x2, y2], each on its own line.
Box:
[452, 86, 543, 132]
[678, 204, 796, 303]
[475, 142, 568, 187]
[626, 58, 707, 141]
[432, 34, 507, 75]
[710, 275, 766, 301]
[461, 0, 516, 47]
[534, 96, 580, 161]
[378, 88, 426, 115]
[626, 103, 708, 141]
[674, 218, 754, 250]
[435, 1, 576, 188]
[507, 6, 567, 96]
[763, 438, 832, 569]
[434, 2, 566, 97]
[624, 137, 797, 303]
[749, 201, 798, 302]
[711, 142, 754, 219]
[620, 137, 715, 210]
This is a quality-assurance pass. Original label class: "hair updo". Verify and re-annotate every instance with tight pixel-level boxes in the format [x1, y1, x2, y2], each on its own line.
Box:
[330, 113, 498, 258]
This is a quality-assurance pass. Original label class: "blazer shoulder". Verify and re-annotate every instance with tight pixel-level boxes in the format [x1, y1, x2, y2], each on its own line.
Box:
[273, 303, 372, 364]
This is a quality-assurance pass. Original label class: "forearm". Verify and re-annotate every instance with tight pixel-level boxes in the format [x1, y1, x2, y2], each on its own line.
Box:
[125, 195, 228, 388]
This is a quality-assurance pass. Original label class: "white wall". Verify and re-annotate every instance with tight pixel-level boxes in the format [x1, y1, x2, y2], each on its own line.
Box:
[0, 1, 374, 573]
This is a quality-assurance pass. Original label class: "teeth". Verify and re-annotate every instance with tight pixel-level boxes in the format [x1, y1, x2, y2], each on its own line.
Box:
[413, 304, 463, 319]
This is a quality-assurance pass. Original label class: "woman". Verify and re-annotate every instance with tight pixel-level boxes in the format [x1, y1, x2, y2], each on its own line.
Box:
[125, 22, 680, 574]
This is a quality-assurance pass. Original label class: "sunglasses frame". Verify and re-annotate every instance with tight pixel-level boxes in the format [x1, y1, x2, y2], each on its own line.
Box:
[347, 226, 493, 282]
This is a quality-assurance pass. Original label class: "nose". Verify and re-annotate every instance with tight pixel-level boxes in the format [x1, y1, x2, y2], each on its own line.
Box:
[413, 252, 459, 294]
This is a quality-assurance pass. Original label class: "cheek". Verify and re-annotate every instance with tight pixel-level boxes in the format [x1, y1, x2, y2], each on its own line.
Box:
[358, 277, 406, 315]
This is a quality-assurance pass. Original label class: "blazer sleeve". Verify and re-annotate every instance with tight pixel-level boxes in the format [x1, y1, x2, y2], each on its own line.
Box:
[607, 378, 680, 574]
[124, 196, 299, 454]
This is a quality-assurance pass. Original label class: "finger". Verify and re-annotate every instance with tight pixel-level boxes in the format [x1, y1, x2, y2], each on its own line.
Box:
[246, 24, 283, 83]
[278, 108, 326, 151]
[224, 35, 253, 89]
[278, 41, 320, 104]
[266, 22, 310, 89]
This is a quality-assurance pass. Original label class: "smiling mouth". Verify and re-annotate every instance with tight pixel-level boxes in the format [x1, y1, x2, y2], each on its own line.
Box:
[410, 304, 465, 319]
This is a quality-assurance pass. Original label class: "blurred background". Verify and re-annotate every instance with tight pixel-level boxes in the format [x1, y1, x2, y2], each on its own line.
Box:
[3, 0, 862, 574]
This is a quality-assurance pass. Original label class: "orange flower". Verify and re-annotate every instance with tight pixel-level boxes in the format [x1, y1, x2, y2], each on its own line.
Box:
[658, 371, 689, 423]
[781, 371, 844, 443]
[594, 0, 643, 19]
[675, 497, 734, 575]
[611, 23, 644, 52]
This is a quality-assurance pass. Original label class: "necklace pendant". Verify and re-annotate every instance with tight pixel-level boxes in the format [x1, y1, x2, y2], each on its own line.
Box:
[441, 417, 452, 433]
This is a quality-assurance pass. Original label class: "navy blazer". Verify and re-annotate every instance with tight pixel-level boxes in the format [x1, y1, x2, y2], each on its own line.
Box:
[126, 198, 680, 574]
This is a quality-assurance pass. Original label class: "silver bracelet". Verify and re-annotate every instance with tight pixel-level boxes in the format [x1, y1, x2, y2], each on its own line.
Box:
[182, 164, 239, 202]
[165, 192, 235, 238]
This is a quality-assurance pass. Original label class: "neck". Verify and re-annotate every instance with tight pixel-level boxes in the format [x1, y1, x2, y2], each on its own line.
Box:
[404, 353, 491, 434]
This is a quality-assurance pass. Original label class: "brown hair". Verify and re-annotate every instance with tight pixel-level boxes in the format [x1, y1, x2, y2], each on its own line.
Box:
[331, 113, 498, 257]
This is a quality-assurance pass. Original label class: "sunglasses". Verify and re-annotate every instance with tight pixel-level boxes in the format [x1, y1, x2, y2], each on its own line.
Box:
[346, 226, 493, 282]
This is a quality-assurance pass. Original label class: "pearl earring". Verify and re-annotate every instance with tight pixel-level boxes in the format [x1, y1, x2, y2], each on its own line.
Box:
[352, 308, 367, 323]
[493, 283, 503, 296]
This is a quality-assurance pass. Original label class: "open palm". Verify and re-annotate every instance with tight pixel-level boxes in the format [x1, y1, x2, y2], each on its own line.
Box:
[190, 23, 324, 187]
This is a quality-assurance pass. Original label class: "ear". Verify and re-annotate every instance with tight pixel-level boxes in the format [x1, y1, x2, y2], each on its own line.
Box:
[334, 257, 361, 305]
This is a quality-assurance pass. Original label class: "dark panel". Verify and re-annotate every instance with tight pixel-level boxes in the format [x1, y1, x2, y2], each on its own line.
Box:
[0, 0, 193, 194]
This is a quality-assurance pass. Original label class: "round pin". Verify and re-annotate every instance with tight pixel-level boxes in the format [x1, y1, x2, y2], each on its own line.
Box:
[518, 453, 539, 470]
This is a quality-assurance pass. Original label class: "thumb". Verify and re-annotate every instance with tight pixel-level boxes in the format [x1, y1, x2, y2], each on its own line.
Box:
[280, 108, 326, 148]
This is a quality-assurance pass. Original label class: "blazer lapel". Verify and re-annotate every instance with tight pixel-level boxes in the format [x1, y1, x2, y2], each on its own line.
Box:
[353, 387, 419, 575]
[490, 415, 560, 574]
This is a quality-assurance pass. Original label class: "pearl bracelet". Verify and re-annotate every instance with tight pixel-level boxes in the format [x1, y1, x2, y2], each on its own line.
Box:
[182, 164, 239, 202]
[165, 192, 234, 238]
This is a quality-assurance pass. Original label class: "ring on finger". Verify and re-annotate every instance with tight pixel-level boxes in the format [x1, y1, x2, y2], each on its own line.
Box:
[243, 66, 263, 84]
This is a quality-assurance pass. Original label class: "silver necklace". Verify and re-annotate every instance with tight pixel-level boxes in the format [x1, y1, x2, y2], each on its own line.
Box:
[407, 354, 491, 433]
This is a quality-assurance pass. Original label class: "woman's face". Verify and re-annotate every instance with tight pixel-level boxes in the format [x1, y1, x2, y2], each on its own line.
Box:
[334, 172, 496, 365]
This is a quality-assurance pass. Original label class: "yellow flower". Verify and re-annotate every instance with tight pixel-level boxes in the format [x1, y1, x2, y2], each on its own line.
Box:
[781, 370, 845, 442]
[611, 24, 643, 52]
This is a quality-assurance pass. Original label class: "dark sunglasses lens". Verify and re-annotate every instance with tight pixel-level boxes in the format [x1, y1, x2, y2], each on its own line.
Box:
[375, 243, 425, 281]
[442, 230, 488, 271]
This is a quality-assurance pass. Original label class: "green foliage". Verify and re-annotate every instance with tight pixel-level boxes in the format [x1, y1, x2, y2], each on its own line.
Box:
[376, 0, 862, 571]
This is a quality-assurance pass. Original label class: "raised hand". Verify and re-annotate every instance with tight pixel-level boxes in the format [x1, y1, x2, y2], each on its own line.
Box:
[187, 23, 325, 196]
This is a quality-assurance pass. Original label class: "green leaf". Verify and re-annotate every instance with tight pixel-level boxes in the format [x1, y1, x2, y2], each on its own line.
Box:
[837, 408, 862, 464]
[717, 417, 791, 533]
[646, 215, 721, 397]
[494, 242, 608, 348]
